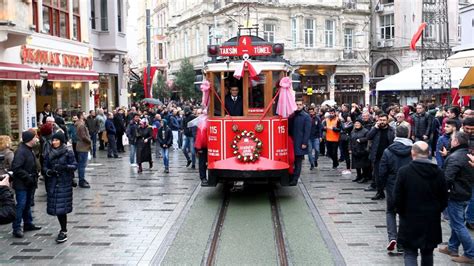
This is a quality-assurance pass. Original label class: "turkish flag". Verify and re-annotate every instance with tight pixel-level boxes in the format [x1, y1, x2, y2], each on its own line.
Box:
[410, 22, 427, 51]
[143, 66, 159, 98]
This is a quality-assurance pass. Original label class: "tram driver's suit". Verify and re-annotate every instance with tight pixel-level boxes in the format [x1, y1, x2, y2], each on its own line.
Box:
[225, 95, 243, 116]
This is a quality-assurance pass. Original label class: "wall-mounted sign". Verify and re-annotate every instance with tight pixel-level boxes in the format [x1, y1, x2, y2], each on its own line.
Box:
[20, 45, 93, 69]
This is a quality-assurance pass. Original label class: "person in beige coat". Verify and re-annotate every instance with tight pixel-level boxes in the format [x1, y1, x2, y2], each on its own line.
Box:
[75, 112, 92, 188]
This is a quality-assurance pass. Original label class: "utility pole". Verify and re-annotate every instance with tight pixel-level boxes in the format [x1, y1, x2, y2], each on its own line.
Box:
[146, 8, 151, 98]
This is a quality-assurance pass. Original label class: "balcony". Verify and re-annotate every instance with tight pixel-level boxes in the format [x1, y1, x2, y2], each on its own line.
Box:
[0, 0, 33, 48]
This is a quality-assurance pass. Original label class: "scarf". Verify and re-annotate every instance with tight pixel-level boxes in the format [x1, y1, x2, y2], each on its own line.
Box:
[49, 144, 68, 160]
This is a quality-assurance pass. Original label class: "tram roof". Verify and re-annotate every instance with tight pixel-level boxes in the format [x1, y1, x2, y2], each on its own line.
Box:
[203, 60, 293, 73]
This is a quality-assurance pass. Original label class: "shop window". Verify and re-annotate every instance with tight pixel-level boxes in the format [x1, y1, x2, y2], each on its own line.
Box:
[39, 0, 80, 40]
[302, 75, 328, 93]
[0, 81, 20, 142]
[335, 75, 363, 91]
[375, 59, 399, 77]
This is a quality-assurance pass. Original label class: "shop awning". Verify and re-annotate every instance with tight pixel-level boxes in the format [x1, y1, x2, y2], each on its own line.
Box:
[42, 67, 99, 81]
[459, 67, 474, 96]
[0, 62, 40, 80]
[376, 63, 469, 92]
[447, 50, 474, 68]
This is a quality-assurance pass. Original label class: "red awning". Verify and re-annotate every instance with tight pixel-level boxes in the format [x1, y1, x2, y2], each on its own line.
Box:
[0, 62, 99, 81]
[42, 67, 99, 81]
[0, 62, 40, 80]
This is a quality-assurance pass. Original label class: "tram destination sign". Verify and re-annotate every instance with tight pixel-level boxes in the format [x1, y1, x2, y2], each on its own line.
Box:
[208, 36, 283, 57]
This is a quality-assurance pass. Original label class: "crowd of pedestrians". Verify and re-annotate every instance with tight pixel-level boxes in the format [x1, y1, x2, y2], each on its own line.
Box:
[290, 101, 474, 265]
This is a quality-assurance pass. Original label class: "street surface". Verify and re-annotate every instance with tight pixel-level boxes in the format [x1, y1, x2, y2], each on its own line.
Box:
[0, 147, 467, 265]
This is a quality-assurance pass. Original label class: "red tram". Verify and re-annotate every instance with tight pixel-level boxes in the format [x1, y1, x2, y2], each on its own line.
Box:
[197, 30, 298, 187]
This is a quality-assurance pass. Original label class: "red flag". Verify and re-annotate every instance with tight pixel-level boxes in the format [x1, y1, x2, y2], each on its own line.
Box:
[410, 22, 427, 51]
[143, 66, 159, 98]
[451, 89, 460, 106]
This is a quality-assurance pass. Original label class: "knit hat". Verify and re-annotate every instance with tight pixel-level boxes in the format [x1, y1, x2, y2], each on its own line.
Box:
[52, 131, 66, 145]
[22, 130, 36, 143]
[355, 118, 363, 124]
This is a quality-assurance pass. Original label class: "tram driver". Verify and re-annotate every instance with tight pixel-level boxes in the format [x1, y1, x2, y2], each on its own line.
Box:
[225, 86, 243, 116]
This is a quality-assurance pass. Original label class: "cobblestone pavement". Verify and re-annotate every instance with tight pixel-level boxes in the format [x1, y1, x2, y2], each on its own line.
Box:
[0, 148, 200, 265]
[301, 155, 464, 266]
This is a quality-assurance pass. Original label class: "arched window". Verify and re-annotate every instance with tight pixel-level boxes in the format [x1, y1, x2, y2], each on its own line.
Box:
[375, 59, 399, 77]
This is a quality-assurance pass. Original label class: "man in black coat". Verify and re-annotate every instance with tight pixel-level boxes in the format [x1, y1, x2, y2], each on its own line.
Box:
[114, 109, 127, 153]
[288, 100, 311, 186]
[365, 114, 395, 200]
[411, 103, 432, 143]
[379, 125, 413, 253]
[395, 141, 447, 266]
[224, 86, 243, 116]
[439, 132, 474, 264]
[182, 107, 197, 168]
[0, 176, 15, 225]
[11, 131, 42, 238]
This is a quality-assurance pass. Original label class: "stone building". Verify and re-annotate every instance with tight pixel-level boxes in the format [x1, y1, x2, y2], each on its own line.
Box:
[148, 0, 372, 105]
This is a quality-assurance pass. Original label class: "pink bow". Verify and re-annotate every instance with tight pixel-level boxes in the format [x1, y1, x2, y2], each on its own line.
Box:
[276, 77, 297, 118]
[200, 79, 210, 108]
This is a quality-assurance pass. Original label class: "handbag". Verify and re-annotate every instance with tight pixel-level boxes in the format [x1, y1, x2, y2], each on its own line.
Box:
[101, 131, 108, 143]
[122, 135, 129, 146]
[87, 151, 92, 161]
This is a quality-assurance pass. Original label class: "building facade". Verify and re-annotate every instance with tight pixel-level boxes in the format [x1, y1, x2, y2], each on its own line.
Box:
[154, 0, 372, 105]
[370, 0, 469, 105]
[0, 0, 96, 141]
[88, 0, 128, 110]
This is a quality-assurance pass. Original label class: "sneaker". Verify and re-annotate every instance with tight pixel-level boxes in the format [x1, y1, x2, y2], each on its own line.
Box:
[371, 192, 385, 200]
[201, 179, 209, 186]
[12, 230, 23, 238]
[438, 246, 459, 257]
[191, 165, 196, 169]
[56, 231, 68, 244]
[310, 165, 314, 170]
[164, 168, 169, 173]
[386, 240, 397, 252]
[186, 160, 192, 167]
[130, 163, 138, 167]
[452, 255, 474, 264]
[342, 170, 351, 175]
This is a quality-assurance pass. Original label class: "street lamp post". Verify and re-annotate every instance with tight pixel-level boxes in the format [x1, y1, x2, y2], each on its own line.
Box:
[146, 9, 151, 99]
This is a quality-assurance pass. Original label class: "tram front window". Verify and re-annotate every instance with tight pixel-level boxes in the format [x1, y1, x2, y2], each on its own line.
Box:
[224, 86, 243, 116]
[249, 74, 265, 109]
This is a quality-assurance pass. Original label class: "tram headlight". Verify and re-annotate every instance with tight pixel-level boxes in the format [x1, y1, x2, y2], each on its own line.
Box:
[273, 43, 284, 55]
[207, 45, 219, 57]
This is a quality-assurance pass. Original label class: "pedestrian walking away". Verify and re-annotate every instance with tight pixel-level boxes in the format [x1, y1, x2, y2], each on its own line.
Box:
[157, 119, 173, 173]
[105, 112, 119, 159]
[379, 125, 413, 253]
[394, 141, 448, 266]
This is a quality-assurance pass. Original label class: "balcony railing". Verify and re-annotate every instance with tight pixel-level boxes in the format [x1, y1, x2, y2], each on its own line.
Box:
[343, 50, 358, 59]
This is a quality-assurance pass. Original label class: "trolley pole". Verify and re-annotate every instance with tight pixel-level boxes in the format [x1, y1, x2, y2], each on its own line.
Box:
[146, 8, 151, 98]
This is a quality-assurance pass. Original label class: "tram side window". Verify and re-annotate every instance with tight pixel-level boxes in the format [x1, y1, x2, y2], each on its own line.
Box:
[249, 74, 265, 109]
[213, 74, 222, 116]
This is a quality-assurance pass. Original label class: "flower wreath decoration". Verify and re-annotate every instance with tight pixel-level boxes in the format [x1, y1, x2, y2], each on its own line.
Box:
[230, 130, 263, 162]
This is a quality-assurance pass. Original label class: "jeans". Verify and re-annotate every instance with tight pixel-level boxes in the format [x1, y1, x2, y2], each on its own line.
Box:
[172, 131, 179, 150]
[155, 141, 162, 158]
[129, 144, 136, 164]
[198, 149, 208, 179]
[404, 248, 434, 266]
[12, 189, 34, 231]
[447, 200, 474, 258]
[385, 187, 397, 241]
[162, 148, 169, 168]
[77, 152, 88, 182]
[326, 141, 339, 168]
[466, 187, 474, 224]
[292, 155, 304, 182]
[107, 134, 118, 157]
[90, 133, 97, 157]
[182, 135, 196, 166]
[307, 138, 320, 166]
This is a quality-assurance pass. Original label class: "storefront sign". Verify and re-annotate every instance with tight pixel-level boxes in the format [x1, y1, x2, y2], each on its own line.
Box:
[20, 45, 93, 69]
